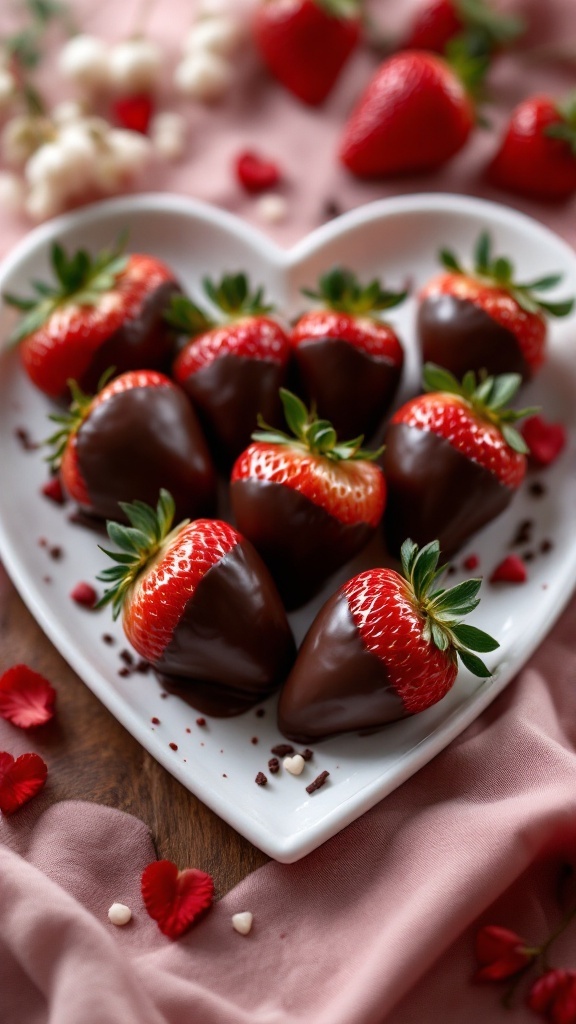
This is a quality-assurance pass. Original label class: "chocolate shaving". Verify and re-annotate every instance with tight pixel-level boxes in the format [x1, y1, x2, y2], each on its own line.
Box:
[255, 772, 267, 786]
[268, 758, 280, 774]
[14, 427, 39, 451]
[301, 748, 314, 761]
[271, 743, 294, 756]
[306, 771, 330, 794]
[529, 481, 546, 498]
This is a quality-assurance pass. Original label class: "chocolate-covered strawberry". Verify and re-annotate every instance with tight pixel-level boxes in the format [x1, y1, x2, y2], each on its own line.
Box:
[170, 274, 291, 467]
[278, 538, 499, 742]
[98, 490, 295, 715]
[47, 370, 216, 524]
[291, 266, 406, 441]
[230, 389, 386, 609]
[418, 232, 574, 381]
[4, 239, 181, 399]
[381, 364, 533, 558]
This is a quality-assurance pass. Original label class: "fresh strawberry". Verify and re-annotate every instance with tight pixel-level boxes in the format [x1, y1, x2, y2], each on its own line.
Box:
[278, 537, 498, 741]
[98, 490, 295, 714]
[230, 389, 386, 608]
[403, 0, 524, 57]
[252, 0, 361, 107]
[4, 238, 181, 399]
[339, 49, 478, 178]
[112, 93, 154, 134]
[170, 274, 291, 466]
[47, 370, 216, 524]
[291, 266, 406, 440]
[418, 232, 574, 381]
[381, 363, 532, 558]
[487, 94, 576, 202]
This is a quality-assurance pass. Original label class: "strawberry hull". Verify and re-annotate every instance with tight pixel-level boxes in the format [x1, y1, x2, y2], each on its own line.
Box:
[278, 590, 408, 742]
[72, 382, 216, 523]
[292, 337, 402, 440]
[177, 354, 288, 467]
[78, 280, 181, 394]
[381, 423, 513, 558]
[151, 539, 296, 715]
[231, 478, 377, 610]
[418, 292, 529, 381]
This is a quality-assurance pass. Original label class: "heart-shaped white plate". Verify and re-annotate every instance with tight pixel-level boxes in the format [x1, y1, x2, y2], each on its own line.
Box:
[1, 193, 575, 863]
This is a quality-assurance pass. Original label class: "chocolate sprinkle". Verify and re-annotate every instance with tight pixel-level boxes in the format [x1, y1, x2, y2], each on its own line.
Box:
[151, 717, 160, 725]
[120, 649, 134, 666]
[118, 667, 130, 678]
[102, 634, 115, 645]
[541, 539, 553, 554]
[301, 748, 314, 761]
[169, 742, 178, 751]
[306, 771, 330, 794]
[14, 427, 39, 451]
[268, 757, 280, 774]
[255, 772, 267, 786]
[251, 736, 259, 745]
[255, 708, 265, 718]
[529, 481, 546, 498]
[271, 743, 294, 756]
[196, 717, 206, 727]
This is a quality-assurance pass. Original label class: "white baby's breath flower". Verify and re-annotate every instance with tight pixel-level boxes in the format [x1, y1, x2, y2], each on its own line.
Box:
[184, 16, 244, 58]
[150, 112, 187, 160]
[108, 39, 162, 92]
[58, 35, 111, 92]
[174, 50, 232, 101]
[0, 171, 25, 212]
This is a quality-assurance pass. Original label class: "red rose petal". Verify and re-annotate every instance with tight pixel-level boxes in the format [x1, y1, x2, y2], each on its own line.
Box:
[70, 582, 98, 608]
[0, 751, 48, 814]
[521, 415, 567, 467]
[41, 476, 66, 505]
[0, 665, 56, 728]
[112, 93, 153, 134]
[490, 555, 528, 584]
[463, 553, 479, 571]
[236, 150, 281, 193]
[141, 859, 214, 939]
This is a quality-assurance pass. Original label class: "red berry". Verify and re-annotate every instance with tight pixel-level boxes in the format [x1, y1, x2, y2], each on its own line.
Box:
[488, 96, 576, 202]
[463, 554, 479, 570]
[70, 582, 98, 608]
[0, 751, 48, 814]
[521, 415, 567, 466]
[41, 475, 66, 505]
[489, 554, 527, 584]
[112, 93, 154, 134]
[528, 969, 576, 1023]
[253, 0, 361, 106]
[340, 51, 475, 178]
[236, 150, 281, 193]
[403, 0, 463, 53]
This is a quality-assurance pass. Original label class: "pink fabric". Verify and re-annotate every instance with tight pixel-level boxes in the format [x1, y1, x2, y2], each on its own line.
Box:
[1, 1, 576, 1022]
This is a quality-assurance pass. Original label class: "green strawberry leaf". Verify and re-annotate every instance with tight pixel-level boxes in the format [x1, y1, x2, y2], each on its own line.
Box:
[451, 622, 500, 652]
[457, 648, 492, 677]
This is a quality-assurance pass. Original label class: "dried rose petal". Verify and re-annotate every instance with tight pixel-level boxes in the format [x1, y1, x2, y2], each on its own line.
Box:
[141, 860, 214, 939]
[474, 924, 535, 982]
[236, 150, 281, 193]
[0, 665, 56, 728]
[112, 93, 154, 134]
[521, 415, 567, 467]
[0, 751, 48, 814]
[490, 554, 528, 584]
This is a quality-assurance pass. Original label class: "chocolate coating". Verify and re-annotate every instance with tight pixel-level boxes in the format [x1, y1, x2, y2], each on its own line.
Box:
[418, 293, 529, 381]
[180, 355, 287, 468]
[154, 539, 296, 716]
[79, 280, 182, 393]
[278, 591, 407, 742]
[231, 479, 376, 609]
[75, 384, 216, 523]
[381, 422, 513, 558]
[293, 338, 402, 440]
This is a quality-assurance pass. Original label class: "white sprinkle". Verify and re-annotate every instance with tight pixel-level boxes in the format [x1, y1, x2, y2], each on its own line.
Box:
[283, 754, 305, 776]
[108, 902, 132, 926]
[257, 193, 288, 224]
[232, 911, 253, 935]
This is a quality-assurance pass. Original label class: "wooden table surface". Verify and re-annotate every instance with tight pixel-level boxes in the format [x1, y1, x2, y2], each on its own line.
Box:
[0, 561, 269, 897]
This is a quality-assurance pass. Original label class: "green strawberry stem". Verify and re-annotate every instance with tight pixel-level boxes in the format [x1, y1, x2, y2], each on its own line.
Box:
[544, 91, 576, 155]
[253, 388, 382, 462]
[3, 233, 129, 345]
[439, 232, 575, 317]
[44, 367, 116, 470]
[423, 362, 537, 454]
[400, 538, 499, 677]
[452, 0, 525, 58]
[315, 0, 361, 19]
[302, 266, 407, 317]
[164, 272, 275, 337]
[96, 489, 186, 620]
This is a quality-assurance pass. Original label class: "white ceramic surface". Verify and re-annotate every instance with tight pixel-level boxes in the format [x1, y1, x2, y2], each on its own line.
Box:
[1, 193, 575, 863]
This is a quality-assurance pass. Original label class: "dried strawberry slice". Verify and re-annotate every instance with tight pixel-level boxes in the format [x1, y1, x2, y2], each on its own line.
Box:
[490, 554, 528, 584]
[112, 93, 154, 134]
[0, 751, 48, 814]
[235, 150, 281, 193]
[521, 415, 567, 466]
[141, 859, 214, 939]
[0, 665, 56, 728]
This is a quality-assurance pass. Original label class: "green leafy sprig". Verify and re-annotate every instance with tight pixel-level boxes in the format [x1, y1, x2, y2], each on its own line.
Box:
[253, 388, 382, 463]
[451, 0, 525, 58]
[439, 232, 574, 317]
[423, 362, 537, 454]
[3, 235, 129, 345]
[316, 0, 360, 20]
[44, 368, 115, 470]
[302, 266, 407, 317]
[544, 92, 576, 156]
[400, 538, 499, 677]
[97, 489, 185, 620]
